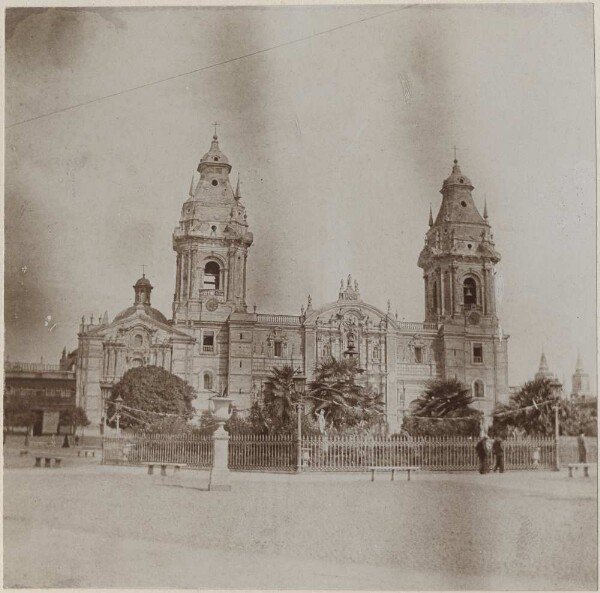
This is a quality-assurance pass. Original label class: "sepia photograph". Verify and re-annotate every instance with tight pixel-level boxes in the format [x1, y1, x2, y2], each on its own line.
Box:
[3, 3, 598, 590]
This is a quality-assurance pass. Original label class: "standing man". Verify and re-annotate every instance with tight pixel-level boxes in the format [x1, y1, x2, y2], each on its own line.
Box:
[492, 436, 505, 473]
[475, 435, 490, 474]
[577, 432, 587, 463]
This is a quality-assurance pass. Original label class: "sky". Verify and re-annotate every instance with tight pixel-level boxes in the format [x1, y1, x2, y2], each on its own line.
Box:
[4, 4, 596, 391]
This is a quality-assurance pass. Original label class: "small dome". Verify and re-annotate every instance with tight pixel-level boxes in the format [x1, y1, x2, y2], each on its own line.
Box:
[442, 160, 473, 189]
[200, 135, 230, 167]
[113, 304, 168, 325]
[134, 275, 152, 288]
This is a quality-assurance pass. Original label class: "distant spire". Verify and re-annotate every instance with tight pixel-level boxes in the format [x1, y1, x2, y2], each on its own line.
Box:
[188, 174, 195, 197]
[102, 311, 109, 325]
[483, 199, 489, 220]
[235, 174, 241, 199]
[576, 349, 584, 373]
[428, 203, 434, 227]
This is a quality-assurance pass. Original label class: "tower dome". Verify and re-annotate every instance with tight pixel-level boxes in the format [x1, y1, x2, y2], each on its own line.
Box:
[199, 134, 231, 170]
[113, 274, 168, 324]
[442, 159, 473, 189]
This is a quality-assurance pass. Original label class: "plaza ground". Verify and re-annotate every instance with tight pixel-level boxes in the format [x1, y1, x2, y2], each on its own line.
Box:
[3, 445, 597, 590]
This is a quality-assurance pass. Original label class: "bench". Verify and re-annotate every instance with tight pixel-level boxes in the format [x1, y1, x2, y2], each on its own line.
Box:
[19, 449, 29, 456]
[369, 466, 420, 482]
[77, 449, 97, 458]
[568, 463, 592, 478]
[145, 462, 187, 476]
[34, 456, 63, 468]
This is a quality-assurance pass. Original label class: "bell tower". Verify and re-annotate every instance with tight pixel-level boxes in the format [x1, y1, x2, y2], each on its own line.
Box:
[418, 159, 501, 324]
[172, 131, 253, 324]
[418, 159, 509, 410]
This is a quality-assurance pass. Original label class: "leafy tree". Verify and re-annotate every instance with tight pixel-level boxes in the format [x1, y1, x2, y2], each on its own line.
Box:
[403, 378, 482, 437]
[4, 394, 39, 445]
[107, 365, 196, 432]
[492, 377, 560, 437]
[60, 406, 90, 435]
[305, 357, 384, 431]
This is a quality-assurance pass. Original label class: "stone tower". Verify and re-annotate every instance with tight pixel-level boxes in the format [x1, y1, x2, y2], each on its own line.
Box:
[172, 133, 254, 323]
[418, 159, 509, 410]
[535, 350, 556, 381]
[571, 351, 590, 398]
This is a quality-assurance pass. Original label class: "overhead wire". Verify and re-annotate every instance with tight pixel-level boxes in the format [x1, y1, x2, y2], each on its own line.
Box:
[7, 4, 418, 129]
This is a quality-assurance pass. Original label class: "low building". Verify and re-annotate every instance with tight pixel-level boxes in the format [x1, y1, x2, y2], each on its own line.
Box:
[4, 353, 77, 435]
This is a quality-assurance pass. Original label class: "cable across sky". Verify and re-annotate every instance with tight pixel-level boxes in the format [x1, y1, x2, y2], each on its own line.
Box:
[7, 4, 417, 129]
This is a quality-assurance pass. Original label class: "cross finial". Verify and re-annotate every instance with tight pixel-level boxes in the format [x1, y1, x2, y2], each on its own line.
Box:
[141, 264, 147, 277]
[453, 145, 458, 163]
[213, 122, 220, 138]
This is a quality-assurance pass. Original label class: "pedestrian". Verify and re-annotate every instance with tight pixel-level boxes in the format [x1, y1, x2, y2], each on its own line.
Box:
[577, 432, 587, 463]
[492, 436, 505, 473]
[50, 434, 56, 448]
[475, 435, 490, 474]
[74, 434, 80, 446]
[62, 434, 70, 448]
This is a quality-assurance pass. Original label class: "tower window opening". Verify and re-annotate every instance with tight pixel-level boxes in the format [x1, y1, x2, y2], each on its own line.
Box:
[467, 244, 472, 249]
[203, 373, 213, 391]
[214, 157, 219, 161]
[414, 347, 423, 364]
[203, 262, 220, 290]
[472, 343, 483, 364]
[203, 332, 214, 352]
[463, 277, 477, 306]
[432, 280, 439, 311]
[274, 341, 283, 358]
[212, 179, 218, 186]
[460, 200, 467, 207]
[473, 379, 485, 398]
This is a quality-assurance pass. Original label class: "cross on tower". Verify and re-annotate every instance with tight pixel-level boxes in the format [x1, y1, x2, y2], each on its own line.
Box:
[453, 145, 458, 162]
[141, 264, 147, 277]
[213, 122, 220, 137]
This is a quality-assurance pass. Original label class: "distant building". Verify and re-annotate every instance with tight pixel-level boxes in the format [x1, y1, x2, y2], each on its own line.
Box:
[4, 352, 77, 435]
[75, 133, 510, 434]
[571, 352, 592, 399]
[533, 350, 563, 397]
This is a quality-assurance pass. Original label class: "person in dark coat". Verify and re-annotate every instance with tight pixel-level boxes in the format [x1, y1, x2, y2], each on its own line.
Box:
[475, 436, 490, 474]
[492, 436, 505, 473]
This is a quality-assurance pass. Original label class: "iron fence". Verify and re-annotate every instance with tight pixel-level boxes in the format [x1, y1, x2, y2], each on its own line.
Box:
[301, 435, 557, 472]
[102, 432, 213, 468]
[228, 434, 296, 471]
[102, 433, 560, 472]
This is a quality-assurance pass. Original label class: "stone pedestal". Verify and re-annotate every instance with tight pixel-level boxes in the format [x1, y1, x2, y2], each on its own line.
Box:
[209, 425, 231, 491]
[208, 397, 233, 492]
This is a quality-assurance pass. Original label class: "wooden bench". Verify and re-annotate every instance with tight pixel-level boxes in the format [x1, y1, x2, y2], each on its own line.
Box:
[77, 449, 97, 458]
[145, 462, 187, 476]
[568, 463, 592, 478]
[34, 456, 63, 468]
[369, 466, 420, 482]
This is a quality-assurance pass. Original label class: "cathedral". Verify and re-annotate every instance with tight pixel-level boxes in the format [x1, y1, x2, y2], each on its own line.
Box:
[75, 132, 509, 434]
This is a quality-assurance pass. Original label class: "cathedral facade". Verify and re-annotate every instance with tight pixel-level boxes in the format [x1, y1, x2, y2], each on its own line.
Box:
[76, 133, 509, 434]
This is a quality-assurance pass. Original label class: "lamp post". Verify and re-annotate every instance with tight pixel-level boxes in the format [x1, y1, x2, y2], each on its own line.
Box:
[293, 376, 306, 473]
[553, 404, 560, 471]
[114, 395, 124, 438]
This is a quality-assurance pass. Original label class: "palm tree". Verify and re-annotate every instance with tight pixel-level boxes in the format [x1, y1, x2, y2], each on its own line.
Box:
[411, 378, 476, 418]
[306, 357, 384, 431]
[262, 365, 301, 430]
[492, 377, 561, 436]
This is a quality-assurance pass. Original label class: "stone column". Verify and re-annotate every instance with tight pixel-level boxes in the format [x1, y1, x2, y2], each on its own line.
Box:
[175, 254, 182, 301]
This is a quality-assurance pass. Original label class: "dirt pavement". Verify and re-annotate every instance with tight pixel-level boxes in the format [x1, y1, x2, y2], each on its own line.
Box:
[3, 455, 597, 590]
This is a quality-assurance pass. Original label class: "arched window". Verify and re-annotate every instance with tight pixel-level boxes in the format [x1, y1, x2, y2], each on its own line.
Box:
[131, 358, 143, 368]
[373, 346, 380, 360]
[203, 261, 220, 290]
[473, 379, 485, 399]
[463, 277, 477, 306]
[203, 373, 213, 391]
[134, 334, 143, 348]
